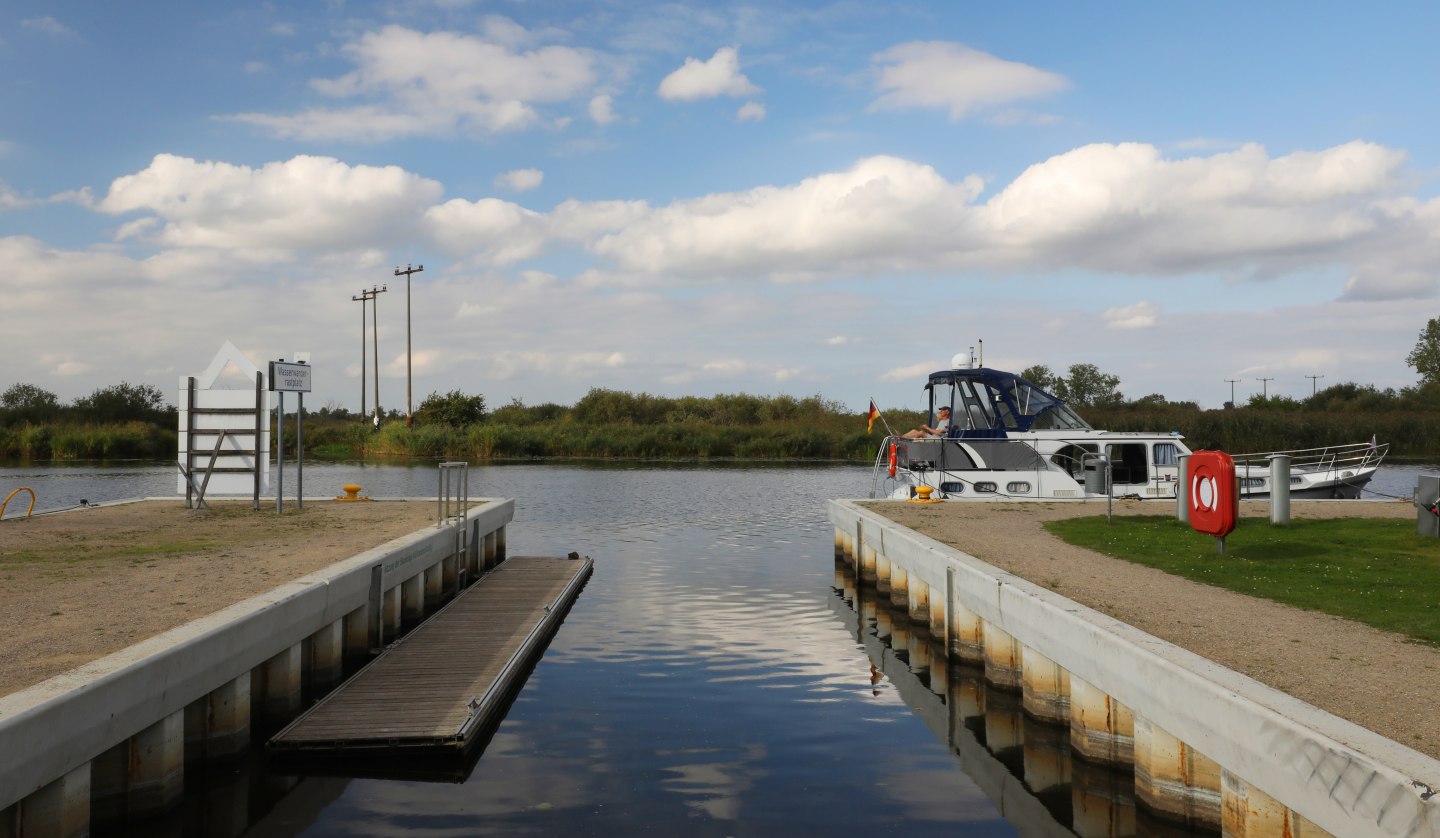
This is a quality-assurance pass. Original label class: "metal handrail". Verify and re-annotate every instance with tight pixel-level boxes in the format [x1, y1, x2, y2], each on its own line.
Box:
[1230, 441, 1388, 474]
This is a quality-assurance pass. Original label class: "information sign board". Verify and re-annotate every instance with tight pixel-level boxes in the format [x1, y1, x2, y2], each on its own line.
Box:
[269, 361, 312, 393]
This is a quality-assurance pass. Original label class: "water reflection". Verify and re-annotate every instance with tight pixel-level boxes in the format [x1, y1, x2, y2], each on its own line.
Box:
[830, 556, 1217, 838]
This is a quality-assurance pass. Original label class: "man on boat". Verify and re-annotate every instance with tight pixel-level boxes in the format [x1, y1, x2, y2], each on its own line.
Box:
[903, 405, 951, 438]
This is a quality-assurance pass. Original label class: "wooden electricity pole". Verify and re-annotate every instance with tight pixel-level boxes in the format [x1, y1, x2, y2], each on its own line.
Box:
[394, 264, 424, 427]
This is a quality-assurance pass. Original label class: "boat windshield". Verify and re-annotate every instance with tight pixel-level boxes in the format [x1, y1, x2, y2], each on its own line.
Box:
[927, 368, 1092, 432]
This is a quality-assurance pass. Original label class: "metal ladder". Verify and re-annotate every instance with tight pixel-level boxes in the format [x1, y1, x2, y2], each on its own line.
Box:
[438, 462, 471, 588]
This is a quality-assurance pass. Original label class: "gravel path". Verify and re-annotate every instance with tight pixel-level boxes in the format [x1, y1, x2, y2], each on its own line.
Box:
[0, 499, 438, 697]
[864, 498, 1440, 761]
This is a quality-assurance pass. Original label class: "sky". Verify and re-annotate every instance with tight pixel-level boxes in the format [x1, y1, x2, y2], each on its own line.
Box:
[4, 1, 1440, 414]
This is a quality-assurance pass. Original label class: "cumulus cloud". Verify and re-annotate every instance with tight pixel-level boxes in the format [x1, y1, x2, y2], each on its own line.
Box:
[425, 195, 647, 264]
[227, 25, 603, 140]
[589, 94, 617, 124]
[1104, 300, 1160, 329]
[97, 154, 443, 254]
[495, 168, 544, 192]
[736, 101, 766, 122]
[658, 47, 760, 101]
[871, 41, 1068, 120]
[591, 155, 984, 276]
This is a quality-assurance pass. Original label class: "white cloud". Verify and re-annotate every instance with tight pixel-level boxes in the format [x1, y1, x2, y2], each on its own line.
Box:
[658, 47, 760, 101]
[736, 101, 766, 122]
[227, 25, 603, 141]
[871, 41, 1069, 120]
[1104, 300, 1160, 329]
[881, 361, 939, 383]
[825, 336, 849, 346]
[495, 168, 544, 192]
[590, 155, 985, 277]
[23, 17, 75, 37]
[243, 61, 268, 75]
[424, 195, 647, 264]
[97, 154, 443, 254]
[399, 140, 1436, 302]
[589, 94, 617, 125]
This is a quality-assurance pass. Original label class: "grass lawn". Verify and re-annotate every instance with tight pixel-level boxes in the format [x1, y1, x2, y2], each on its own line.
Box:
[1043, 516, 1440, 646]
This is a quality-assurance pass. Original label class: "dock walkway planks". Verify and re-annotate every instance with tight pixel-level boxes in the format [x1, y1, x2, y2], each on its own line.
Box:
[270, 554, 592, 757]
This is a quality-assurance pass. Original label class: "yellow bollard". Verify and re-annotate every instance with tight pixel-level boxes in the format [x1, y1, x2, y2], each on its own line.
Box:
[335, 483, 371, 501]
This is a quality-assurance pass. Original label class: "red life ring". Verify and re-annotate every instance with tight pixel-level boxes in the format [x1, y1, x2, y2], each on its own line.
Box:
[888, 443, 898, 478]
[1188, 450, 1237, 537]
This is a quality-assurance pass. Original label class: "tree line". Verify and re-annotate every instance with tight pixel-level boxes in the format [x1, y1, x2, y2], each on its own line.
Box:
[6, 317, 1440, 460]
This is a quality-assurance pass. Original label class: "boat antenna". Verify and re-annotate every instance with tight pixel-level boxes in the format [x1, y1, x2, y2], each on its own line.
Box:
[978, 338, 983, 368]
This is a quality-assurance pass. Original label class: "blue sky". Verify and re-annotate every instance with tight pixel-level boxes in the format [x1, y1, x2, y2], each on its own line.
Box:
[4, 1, 1440, 414]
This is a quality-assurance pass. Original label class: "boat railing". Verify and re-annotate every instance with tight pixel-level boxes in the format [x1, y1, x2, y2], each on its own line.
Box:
[1229, 441, 1388, 477]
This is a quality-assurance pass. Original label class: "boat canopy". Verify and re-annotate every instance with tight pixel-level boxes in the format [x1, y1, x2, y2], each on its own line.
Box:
[926, 367, 1092, 435]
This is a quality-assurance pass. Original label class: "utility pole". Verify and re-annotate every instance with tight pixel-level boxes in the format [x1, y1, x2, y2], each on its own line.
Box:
[394, 263, 424, 427]
[351, 288, 374, 421]
[1256, 377, 1274, 399]
[1225, 378, 1240, 406]
[369, 285, 387, 428]
[1305, 374, 1324, 397]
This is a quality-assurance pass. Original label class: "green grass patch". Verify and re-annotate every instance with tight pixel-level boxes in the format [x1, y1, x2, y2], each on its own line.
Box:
[1044, 516, 1440, 646]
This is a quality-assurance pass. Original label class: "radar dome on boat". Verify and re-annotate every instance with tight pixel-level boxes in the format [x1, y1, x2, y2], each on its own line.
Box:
[951, 353, 969, 369]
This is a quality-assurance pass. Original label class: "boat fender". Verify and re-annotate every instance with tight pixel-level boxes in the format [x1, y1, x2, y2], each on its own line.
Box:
[888, 443, 897, 478]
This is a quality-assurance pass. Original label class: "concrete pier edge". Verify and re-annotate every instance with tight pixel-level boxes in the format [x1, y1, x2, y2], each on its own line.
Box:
[828, 499, 1440, 838]
[0, 496, 514, 813]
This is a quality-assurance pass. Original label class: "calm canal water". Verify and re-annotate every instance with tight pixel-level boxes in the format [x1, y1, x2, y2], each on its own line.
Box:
[2, 460, 1435, 836]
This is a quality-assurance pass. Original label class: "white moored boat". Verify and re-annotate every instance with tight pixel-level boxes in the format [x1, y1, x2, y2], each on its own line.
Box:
[870, 354, 1387, 501]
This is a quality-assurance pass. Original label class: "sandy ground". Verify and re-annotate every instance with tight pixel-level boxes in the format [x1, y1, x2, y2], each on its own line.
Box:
[0, 499, 437, 697]
[863, 498, 1440, 761]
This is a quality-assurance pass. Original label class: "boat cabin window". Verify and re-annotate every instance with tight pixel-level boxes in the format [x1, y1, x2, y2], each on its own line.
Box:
[1153, 443, 1180, 466]
[1105, 443, 1149, 485]
[957, 380, 997, 429]
[1051, 443, 1097, 479]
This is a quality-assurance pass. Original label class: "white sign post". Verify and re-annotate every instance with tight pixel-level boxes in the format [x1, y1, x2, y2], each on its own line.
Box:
[269, 360, 312, 512]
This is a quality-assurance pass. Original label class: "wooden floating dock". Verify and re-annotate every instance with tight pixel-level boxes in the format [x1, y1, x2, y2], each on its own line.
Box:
[269, 554, 592, 759]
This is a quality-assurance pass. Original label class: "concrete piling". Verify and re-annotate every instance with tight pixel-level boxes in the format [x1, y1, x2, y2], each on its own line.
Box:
[908, 578, 929, 625]
[889, 563, 909, 609]
[1133, 716, 1221, 830]
[1021, 646, 1070, 724]
[401, 574, 424, 628]
[1069, 675, 1134, 767]
[2, 764, 90, 838]
[92, 711, 184, 826]
[307, 619, 344, 695]
[343, 604, 370, 665]
[982, 621, 1022, 691]
[184, 672, 251, 765]
[1222, 770, 1333, 837]
[382, 585, 401, 642]
[255, 644, 302, 730]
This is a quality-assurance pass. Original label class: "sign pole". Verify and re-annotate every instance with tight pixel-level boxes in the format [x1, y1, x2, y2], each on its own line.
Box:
[276, 390, 284, 514]
[297, 391, 304, 509]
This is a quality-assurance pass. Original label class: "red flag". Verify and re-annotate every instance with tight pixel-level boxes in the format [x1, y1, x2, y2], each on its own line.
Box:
[866, 400, 879, 433]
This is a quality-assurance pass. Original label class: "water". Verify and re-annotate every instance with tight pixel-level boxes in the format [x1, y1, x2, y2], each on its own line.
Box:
[2, 459, 1435, 836]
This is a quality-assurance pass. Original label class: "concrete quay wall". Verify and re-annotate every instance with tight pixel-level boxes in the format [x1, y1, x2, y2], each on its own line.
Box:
[828, 499, 1440, 838]
[0, 498, 513, 832]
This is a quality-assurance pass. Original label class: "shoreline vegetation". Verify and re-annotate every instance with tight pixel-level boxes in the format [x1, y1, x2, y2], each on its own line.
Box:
[5, 383, 1440, 463]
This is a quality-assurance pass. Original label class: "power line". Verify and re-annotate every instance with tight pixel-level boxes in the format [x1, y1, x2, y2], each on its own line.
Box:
[1256, 377, 1274, 399]
[1305, 374, 1325, 397]
[1224, 378, 1240, 405]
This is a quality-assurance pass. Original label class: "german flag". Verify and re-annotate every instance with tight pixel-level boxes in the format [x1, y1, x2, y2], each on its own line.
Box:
[866, 399, 879, 433]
